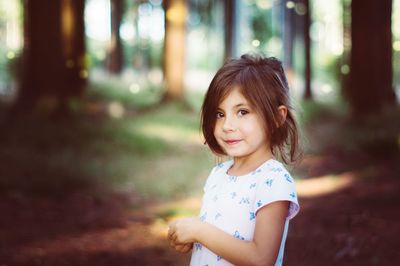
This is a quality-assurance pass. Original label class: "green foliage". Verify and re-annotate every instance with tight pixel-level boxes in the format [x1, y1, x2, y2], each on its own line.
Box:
[297, 99, 348, 126]
[394, 50, 400, 86]
[250, 6, 273, 45]
[86, 75, 162, 108]
[299, 99, 399, 158]
[0, 99, 213, 201]
[185, 91, 205, 113]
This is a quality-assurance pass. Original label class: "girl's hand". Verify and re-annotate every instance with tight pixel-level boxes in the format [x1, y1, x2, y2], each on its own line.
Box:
[168, 217, 201, 245]
[174, 243, 193, 253]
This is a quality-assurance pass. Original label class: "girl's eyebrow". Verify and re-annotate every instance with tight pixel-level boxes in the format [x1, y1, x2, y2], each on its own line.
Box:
[234, 103, 249, 108]
[217, 103, 249, 110]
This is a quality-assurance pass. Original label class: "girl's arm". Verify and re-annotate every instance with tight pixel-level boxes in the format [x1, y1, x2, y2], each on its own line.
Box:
[168, 201, 289, 266]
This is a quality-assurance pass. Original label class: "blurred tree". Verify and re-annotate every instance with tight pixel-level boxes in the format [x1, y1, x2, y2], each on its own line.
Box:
[62, 0, 87, 98]
[347, 0, 396, 115]
[250, 2, 273, 50]
[224, 0, 238, 62]
[106, 0, 124, 74]
[341, 0, 351, 93]
[162, 0, 188, 101]
[14, 0, 87, 115]
[302, 0, 312, 100]
[282, 0, 296, 83]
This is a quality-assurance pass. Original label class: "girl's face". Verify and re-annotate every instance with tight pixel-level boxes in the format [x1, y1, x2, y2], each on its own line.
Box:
[213, 86, 271, 161]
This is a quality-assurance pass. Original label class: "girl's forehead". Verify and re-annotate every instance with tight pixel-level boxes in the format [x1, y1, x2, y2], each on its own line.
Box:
[217, 86, 249, 107]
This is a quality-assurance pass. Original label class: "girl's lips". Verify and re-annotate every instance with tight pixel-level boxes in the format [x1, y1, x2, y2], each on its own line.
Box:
[225, 139, 241, 145]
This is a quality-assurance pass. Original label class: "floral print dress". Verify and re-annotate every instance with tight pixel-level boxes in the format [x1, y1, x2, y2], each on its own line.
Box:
[190, 159, 300, 266]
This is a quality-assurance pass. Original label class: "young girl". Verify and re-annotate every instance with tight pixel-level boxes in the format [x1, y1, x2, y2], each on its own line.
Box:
[168, 54, 300, 266]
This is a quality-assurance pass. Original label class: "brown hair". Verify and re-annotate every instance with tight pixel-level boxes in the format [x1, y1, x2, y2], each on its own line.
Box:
[201, 54, 301, 164]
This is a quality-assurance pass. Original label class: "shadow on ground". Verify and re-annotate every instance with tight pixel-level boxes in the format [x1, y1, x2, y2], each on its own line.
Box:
[286, 158, 400, 266]
[1, 158, 399, 266]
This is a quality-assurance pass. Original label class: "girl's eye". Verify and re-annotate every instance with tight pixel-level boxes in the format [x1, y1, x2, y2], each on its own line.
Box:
[238, 109, 249, 116]
[216, 112, 224, 118]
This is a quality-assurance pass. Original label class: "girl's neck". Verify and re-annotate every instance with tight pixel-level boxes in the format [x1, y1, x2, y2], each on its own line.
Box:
[228, 152, 274, 176]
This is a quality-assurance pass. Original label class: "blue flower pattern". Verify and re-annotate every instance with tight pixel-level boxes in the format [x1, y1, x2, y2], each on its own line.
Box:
[271, 167, 283, 172]
[251, 168, 262, 175]
[265, 178, 274, 187]
[190, 160, 299, 266]
[228, 176, 237, 182]
[200, 212, 207, 221]
[285, 173, 293, 183]
[233, 230, 245, 240]
[239, 197, 250, 204]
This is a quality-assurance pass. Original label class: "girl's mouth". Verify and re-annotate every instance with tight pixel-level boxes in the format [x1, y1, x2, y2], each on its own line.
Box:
[225, 139, 241, 145]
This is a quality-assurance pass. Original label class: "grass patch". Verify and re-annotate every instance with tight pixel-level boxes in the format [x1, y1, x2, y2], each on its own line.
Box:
[156, 207, 199, 221]
[297, 99, 348, 126]
[85, 72, 163, 108]
[0, 98, 213, 201]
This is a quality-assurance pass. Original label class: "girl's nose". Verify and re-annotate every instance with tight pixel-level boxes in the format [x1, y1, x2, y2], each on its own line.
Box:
[222, 116, 236, 132]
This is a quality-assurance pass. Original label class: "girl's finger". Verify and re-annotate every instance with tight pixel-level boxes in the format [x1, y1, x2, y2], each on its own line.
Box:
[180, 244, 192, 253]
[168, 231, 178, 244]
[175, 244, 185, 253]
[168, 225, 176, 238]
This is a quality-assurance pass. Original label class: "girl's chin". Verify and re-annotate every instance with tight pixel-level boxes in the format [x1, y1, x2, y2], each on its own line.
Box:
[223, 149, 248, 158]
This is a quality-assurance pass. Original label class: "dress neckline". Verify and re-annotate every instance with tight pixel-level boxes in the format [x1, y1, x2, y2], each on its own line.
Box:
[224, 158, 279, 178]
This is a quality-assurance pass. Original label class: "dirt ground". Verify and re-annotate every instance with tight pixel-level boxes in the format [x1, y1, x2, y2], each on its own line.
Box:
[1, 155, 399, 266]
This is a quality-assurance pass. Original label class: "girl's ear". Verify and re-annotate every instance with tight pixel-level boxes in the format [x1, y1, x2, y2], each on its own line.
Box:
[276, 105, 288, 127]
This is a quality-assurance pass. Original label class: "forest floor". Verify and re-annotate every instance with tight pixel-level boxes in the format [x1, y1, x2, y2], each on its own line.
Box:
[1, 154, 399, 266]
[1, 100, 400, 266]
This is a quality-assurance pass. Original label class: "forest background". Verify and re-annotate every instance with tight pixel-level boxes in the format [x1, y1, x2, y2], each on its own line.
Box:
[0, 0, 399, 265]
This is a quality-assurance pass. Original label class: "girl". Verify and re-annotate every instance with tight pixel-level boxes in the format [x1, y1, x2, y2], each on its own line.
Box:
[168, 54, 301, 266]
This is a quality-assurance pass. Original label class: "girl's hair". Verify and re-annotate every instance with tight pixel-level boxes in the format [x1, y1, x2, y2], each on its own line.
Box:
[201, 53, 301, 164]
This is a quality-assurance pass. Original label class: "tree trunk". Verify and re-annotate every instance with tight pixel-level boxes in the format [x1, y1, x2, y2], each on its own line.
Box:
[16, 0, 65, 112]
[282, 0, 296, 85]
[340, 0, 351, 93]
[224, 0, 238, 62]
[348, 0, 395, 115]
[14, 0, 86, 115]
[303, 0, 312, 100]
[162, 0, 188, 101]
[106, 0, 124, 74]
[61, 0, 87, 98]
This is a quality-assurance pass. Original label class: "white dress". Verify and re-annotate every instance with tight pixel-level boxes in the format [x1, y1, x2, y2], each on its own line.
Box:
[190, 159, 300, 266]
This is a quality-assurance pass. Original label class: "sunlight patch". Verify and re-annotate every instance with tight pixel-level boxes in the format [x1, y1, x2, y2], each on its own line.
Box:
[297, 172, 355, 198]
[136, 124, 202, 145]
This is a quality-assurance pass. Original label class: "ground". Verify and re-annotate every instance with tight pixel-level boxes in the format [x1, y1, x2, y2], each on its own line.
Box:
[0, 101, 400, 266]
[1, 155, 399, 266]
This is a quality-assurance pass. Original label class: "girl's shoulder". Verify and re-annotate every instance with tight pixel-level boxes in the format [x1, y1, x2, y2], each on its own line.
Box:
[203, 159, 233, 191]
[210, 159, 234, 175]
[256, 159, 295, 183]
[261, 159, 288, 172]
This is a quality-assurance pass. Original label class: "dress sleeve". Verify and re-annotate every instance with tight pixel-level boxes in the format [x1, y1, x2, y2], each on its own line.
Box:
[254, 169, 300, 220]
